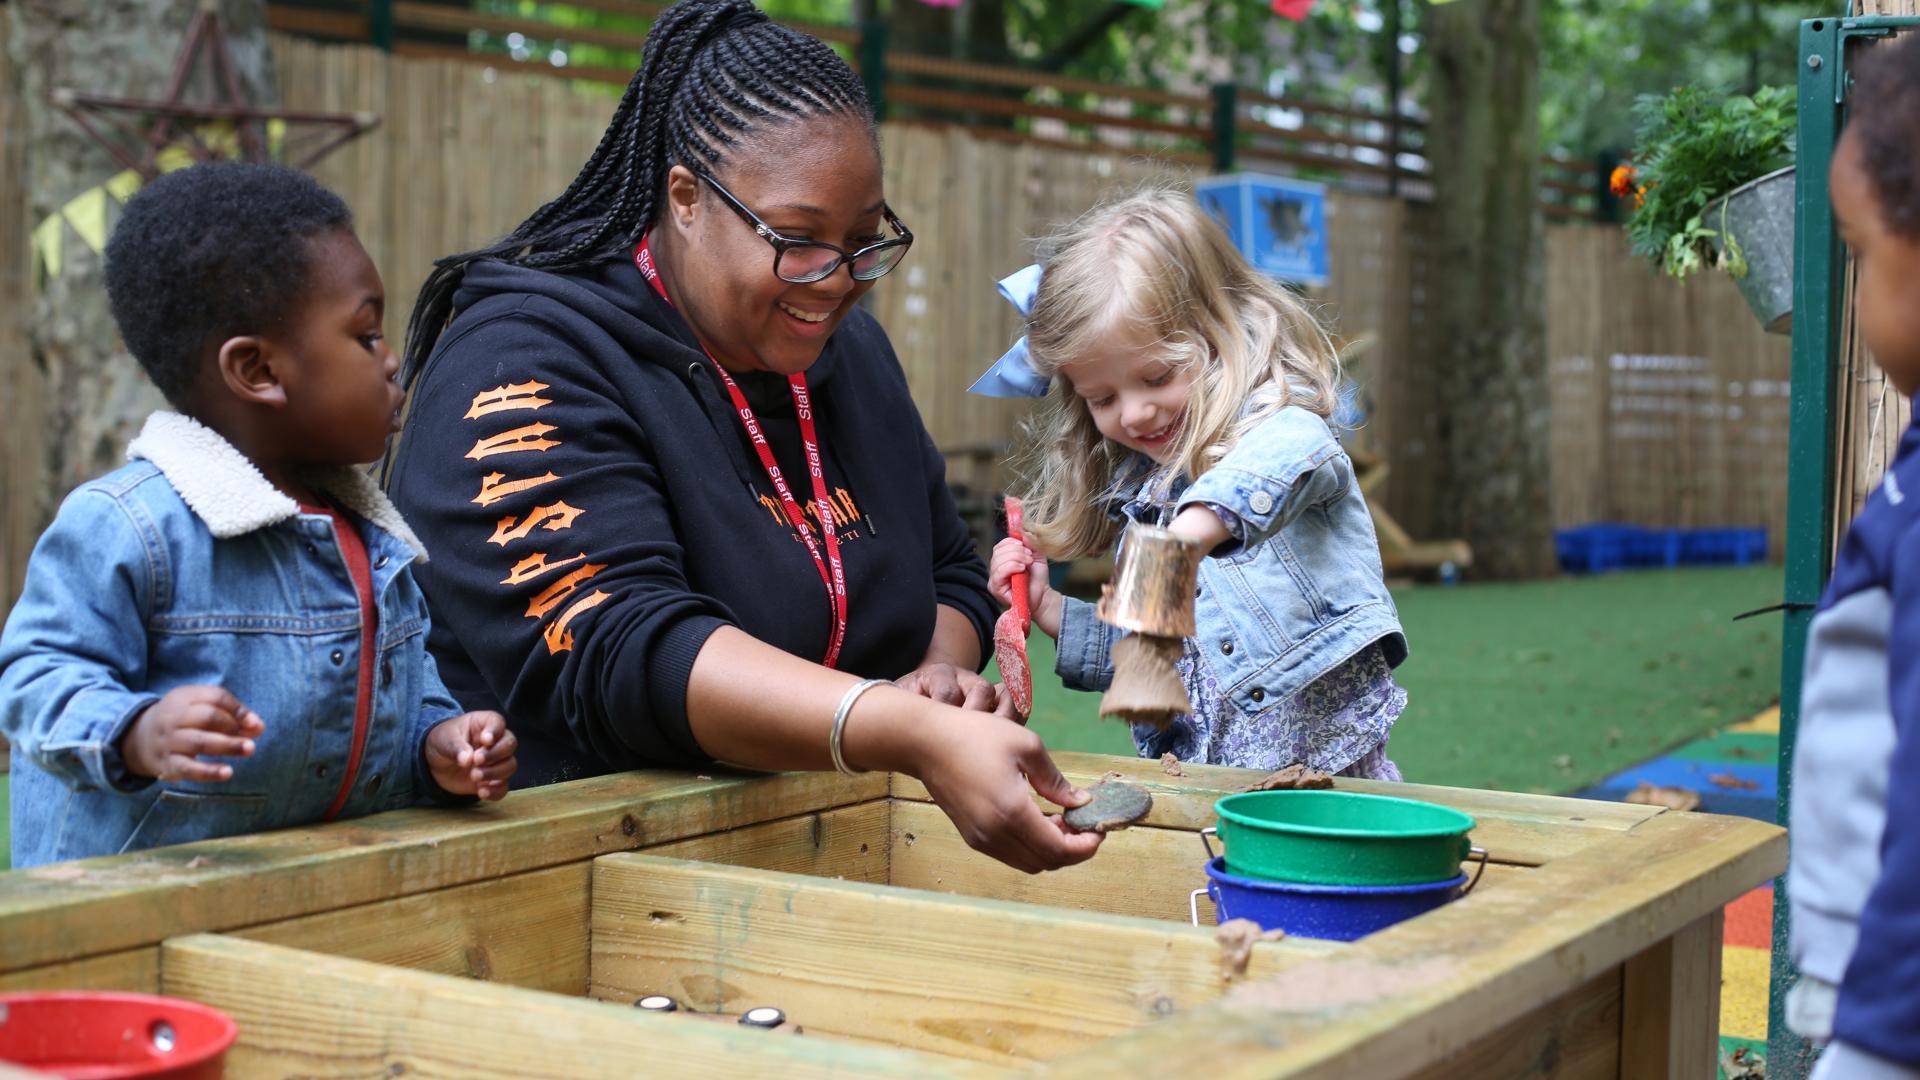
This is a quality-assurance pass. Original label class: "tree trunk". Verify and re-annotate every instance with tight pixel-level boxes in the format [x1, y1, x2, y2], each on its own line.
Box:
[7, 0, 275, 603]
[1422, 0, 1554, 580]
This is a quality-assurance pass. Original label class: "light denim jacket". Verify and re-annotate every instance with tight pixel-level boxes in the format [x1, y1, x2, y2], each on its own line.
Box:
[1057, 404, 1407, 713]
[1, 412, 465, 868]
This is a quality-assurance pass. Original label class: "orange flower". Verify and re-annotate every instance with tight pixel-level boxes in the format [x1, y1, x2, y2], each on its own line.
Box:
[1609, 164, 1638, 198]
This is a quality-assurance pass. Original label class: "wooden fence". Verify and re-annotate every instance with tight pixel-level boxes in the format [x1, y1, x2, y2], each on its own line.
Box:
[1, 28, 1794, 621]
[259, 0, 1608, 219]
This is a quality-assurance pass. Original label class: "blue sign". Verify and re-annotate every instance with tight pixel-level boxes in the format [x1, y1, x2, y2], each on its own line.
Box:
[1194, 172, 1330, 287]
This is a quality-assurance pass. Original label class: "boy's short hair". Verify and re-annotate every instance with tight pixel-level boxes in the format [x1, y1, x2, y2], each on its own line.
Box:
[104, 162, 353, 406]
[1853, 34, 1920, 236]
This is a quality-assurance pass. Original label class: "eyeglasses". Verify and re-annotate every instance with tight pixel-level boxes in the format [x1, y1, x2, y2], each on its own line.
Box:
[692, 166, 913, 285]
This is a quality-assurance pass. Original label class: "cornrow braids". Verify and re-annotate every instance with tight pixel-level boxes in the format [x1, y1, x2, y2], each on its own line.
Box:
[401, 0, 875, 388]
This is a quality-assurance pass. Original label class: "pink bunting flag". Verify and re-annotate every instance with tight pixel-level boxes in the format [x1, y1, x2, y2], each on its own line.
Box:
[1272, 0, 1316, 18]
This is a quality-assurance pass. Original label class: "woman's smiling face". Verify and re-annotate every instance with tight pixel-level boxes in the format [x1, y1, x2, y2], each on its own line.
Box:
[661, 116, 890, 376]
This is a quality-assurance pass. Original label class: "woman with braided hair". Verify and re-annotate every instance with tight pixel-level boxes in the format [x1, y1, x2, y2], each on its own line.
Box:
[386, 0, 1101, 872]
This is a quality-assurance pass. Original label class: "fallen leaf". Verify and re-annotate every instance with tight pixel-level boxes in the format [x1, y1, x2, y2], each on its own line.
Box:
[1622, 782, 1701, 813]
[1709, 773, 1761, 791]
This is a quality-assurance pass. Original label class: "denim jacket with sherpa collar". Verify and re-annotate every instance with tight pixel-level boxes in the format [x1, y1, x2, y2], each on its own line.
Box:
[1055, 403, 1407, 719]
[1, 411, 465, 868]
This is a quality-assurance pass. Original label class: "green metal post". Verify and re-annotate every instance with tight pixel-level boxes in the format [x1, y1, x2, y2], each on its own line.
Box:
[859, 21, 889, 122]
[1211, 82, 1238, 175]
[370, 0, 394, 52]
[1594, 151, 1622, 224]
[1768, 17, 1844, 1080]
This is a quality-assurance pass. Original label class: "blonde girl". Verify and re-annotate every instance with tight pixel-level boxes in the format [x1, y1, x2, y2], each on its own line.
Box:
[977, 187, 1409, 774]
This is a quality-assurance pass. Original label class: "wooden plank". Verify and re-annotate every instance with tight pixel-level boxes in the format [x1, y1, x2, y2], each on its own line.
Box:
[160, 934, 1005, 1080]
[392, 41, 636, 87]
[1619, 911, 1723, 1080]
[0, 770, 885, 972]
[1402, 969, 1621, 1079]
[1240, 89, 1426, 129]
[888, 85, 1209, 142]
[1036, 809, 1783, 1079]
[644, 799, 890, 883]
[233, 863, 590, 995]
[0, 948, 158, 993]
[886, 53, 1210, 111]
[590, 854, 1322, 1065]
[264, 4, 370, 40]
[392, 2, 651, 53]
[892, 752, 1664, 868]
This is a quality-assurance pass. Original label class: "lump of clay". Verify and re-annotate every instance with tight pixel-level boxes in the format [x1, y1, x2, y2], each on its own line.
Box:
[1063, 780, 1154, 833]
[1099, 634, 1190, 728]
[1238, 763, 1335, 792]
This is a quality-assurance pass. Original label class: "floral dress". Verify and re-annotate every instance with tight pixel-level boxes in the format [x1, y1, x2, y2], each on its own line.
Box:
[1130, 640, 1406, 778]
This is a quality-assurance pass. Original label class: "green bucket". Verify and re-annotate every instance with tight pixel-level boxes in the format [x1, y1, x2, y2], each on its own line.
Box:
[1208, 790, 1477, 886]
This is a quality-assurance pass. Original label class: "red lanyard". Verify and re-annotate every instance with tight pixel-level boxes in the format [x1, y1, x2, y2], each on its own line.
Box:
[635, 236, 848, 668]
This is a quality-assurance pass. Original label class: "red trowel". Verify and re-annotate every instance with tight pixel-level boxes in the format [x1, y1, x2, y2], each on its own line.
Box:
[995, 497, 1034, 720]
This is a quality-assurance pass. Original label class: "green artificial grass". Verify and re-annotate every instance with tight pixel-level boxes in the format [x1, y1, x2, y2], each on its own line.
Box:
[1008, 564, 1785, 795]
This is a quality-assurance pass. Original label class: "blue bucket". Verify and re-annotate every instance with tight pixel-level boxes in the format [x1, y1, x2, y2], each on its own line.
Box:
[1192, 856, 1471, 941]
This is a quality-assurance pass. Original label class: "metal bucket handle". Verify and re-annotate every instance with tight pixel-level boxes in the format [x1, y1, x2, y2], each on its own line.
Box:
[1189, 880, 1222, 927]
[1463, 845, 1489, 895]
[1199, 826, 1219, 862]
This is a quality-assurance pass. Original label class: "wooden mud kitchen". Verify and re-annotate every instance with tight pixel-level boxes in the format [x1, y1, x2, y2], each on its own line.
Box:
[0, 752, 1784, 1078]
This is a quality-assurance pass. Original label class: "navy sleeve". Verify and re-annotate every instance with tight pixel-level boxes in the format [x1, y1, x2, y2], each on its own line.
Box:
[1835, 515, 1920, 1066]
[918, 422, 996, 669]
[388, 309, 729, 771]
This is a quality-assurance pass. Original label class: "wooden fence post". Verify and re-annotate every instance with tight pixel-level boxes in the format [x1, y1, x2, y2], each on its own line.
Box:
[1210, 82, 1236, 174]
[859, 20, 888, 121]
[370, 0, 394, 52]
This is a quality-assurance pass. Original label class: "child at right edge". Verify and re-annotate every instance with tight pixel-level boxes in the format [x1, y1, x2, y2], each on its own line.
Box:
[1786, 33, 1920, 1080]
[980, 188, 1409, 776]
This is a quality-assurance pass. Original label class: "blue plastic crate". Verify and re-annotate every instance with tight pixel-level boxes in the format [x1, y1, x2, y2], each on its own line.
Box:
[1555, 524, 1769, 574]
[1679, 527, 1768, 566]
[1555, 524, 1635, 574]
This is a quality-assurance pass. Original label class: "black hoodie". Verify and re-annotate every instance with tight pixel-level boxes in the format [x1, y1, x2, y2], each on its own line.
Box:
[386, 253, 995, 785]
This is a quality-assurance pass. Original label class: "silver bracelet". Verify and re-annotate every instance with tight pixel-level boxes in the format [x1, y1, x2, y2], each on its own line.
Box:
[830, 678, 889, 776]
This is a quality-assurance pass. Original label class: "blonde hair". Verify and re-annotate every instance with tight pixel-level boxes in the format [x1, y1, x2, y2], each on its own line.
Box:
[1015, 186, 1341, 559]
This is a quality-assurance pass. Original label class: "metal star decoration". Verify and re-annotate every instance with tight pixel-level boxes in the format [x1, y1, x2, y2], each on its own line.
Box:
[50, 3, 377, 180]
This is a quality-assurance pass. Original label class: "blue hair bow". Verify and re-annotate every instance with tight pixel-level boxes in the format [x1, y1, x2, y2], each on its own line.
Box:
[967, 264, 1051, 399]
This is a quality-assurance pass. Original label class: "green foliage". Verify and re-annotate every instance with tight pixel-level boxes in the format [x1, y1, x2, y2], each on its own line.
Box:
[1537, 0, 1803, 156]
[1624, 84, 1795, 279]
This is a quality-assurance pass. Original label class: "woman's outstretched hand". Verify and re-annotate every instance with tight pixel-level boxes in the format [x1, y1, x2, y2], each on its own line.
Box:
[906, 710, 1103, 874]
[895, 662, 999, 713]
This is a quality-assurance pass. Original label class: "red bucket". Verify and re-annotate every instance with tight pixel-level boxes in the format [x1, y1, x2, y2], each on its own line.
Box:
[0, 993, 236, 1079]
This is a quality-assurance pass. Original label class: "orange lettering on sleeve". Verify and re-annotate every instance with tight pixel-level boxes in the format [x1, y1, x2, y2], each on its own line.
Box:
[500, 552, 588, 586]
[473, 471, 561, 507]
[465, 380, 553, 419]
[525, 563, 609, 619]
[488, 501, 584, 546]
[542, 590, 612, 655]
[466, 423, 561, 461]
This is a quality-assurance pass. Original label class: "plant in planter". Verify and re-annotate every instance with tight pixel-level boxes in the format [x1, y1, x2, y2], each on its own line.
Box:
[1618, 84, 1797, 331]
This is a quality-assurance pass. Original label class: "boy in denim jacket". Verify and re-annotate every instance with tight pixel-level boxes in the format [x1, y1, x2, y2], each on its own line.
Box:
[1787, 36, 1920, 1080]
[0, 163, 517, 868]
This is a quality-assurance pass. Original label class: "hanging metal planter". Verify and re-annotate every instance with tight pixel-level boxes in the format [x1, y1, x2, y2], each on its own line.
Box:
[1704, 165, 1796, 335]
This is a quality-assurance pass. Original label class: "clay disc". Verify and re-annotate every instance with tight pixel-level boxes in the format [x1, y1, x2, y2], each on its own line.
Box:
[1062, 780, 1154, 833]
